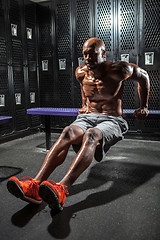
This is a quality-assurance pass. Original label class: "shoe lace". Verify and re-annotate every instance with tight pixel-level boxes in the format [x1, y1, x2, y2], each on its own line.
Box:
[20, 177, 39, 197]
[48, 180, 69, 195]
[57, 183, 69, 196]
[47, 180, 69, 206]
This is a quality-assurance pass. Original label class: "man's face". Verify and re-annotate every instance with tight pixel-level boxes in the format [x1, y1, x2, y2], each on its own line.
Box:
[83, 46, 104, 70]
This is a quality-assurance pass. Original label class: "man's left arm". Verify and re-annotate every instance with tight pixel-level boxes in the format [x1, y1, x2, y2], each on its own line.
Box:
[128, 63, 150, 120]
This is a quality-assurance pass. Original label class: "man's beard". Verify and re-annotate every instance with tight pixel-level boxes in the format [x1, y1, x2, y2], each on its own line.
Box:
[86, 62, 97, 70]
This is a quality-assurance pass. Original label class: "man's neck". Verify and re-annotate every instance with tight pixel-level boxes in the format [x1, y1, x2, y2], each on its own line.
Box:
[89, 63, 104, 78]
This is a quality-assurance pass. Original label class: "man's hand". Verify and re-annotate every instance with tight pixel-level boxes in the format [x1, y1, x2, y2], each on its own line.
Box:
[78, 105, 92, 114]
[78, 106, 87, 114]
[133, 107, 149, 120]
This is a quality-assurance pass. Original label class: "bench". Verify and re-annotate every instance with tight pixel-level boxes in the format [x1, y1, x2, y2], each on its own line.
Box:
[27, 108, 160, 150]
[0, 116, 12, 126]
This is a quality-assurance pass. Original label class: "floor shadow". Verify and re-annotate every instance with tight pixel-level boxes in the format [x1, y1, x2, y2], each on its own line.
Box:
[48, 159, 160, 238]
[11, 202, 47, 227]
[0, 166, 23, 182]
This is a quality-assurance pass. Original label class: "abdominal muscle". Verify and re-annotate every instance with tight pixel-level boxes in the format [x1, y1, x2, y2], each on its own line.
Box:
[81, 74, 124, 116]
[83, 97, 123, 116]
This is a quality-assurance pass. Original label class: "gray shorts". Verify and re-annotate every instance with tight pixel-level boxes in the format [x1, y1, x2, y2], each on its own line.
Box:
[70, 113, 128, 162]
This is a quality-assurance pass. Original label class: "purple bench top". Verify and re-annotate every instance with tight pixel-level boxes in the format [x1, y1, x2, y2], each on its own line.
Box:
[27, 108, 79, 116]
[123, 109, 160, 118]
[27, 108, 160, 117]
[0, 116, 12, 124]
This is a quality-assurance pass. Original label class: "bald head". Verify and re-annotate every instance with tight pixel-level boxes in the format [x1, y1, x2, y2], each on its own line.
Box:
[83, 38, 106, 52]
[83, 38, 106, 70]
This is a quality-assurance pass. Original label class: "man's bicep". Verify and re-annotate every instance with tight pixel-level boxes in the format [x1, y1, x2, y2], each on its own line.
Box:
[128, 64, 149, 82]
[75, 66, 86, 83]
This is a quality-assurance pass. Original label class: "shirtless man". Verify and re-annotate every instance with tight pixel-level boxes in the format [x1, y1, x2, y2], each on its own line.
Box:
[7, 37, 150, 212]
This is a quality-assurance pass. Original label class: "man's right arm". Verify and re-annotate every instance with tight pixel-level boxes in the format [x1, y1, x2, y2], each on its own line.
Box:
[75, 65, 88, 114]
[107, 61, 150, 119]
[127, 63, 150, 120]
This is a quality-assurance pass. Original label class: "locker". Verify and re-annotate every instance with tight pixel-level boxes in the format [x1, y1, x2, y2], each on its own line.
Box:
[96, 0, 115, 60]
[0, 0, 39, 138]
[74, 0, 93, 108]
[55, 0, 74, 126]
[139, 0, 160, 132]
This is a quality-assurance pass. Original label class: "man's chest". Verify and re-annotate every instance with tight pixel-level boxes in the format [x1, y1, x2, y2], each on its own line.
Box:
[82, 75, 120, 98]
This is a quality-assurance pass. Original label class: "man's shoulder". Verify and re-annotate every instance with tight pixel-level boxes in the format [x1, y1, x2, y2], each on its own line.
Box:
[103, 60, 113, 68]
[75, 65, 88, 82]
[76, 65, 88, 72]
[104, 60, 129, 68]
[104, 60, 112, 65]
[109, 60, 134, 73]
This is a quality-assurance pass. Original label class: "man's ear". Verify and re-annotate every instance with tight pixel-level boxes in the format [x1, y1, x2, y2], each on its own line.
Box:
[102, 50, 106, 58]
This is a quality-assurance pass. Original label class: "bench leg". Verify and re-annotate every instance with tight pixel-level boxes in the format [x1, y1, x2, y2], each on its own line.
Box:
[45, 115, 51, 150]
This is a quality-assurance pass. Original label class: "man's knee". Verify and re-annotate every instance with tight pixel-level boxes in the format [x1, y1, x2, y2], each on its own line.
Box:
[83, 128, 102, 146]
[61, 126, 83, 143]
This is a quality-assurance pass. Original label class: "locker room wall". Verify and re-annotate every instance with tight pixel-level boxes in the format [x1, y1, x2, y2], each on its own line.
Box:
[0, 0, 40, 138]
[38, 0, 159, 132]
[0, 0, 160, 138]
[139, 0, 160, 132]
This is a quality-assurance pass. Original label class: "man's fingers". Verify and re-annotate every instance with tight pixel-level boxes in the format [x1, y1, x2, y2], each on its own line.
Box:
[134, 108, 149, 120]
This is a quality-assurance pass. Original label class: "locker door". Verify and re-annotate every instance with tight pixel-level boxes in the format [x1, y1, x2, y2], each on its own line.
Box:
[54, 0, 74, 127]
[9, 0, 23, 65]
[37, 3, 54, 108]
[12, 66, 28, 131]
[24, 0, 40, 127]
[95, 0, 115, 61]
[8, 0, 28, 131]
[0, 0, 7, 65]
[56, 0, 72, 107]
[139, 0, 160, 133]
[117, 0, 139, 130]
[0, 0, 13, 135]
[73, 0, 94, 108]
[0, 66, 13, 135]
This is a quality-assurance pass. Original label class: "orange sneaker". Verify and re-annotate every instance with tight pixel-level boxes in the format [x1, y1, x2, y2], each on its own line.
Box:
[39, 180, 69, 211]
[7, 176, 42, 204]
